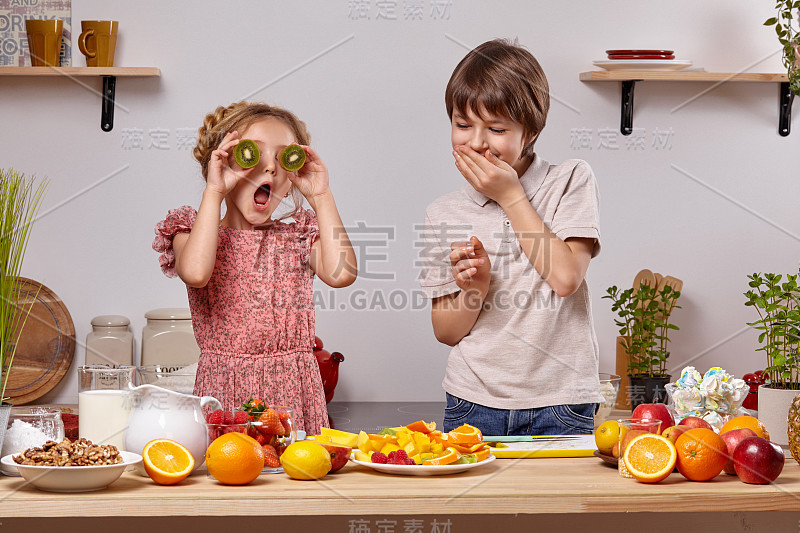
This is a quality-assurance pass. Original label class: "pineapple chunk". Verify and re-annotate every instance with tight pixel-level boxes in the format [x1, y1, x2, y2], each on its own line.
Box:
[403, 440, 420, 457]
[430, 442, 444, 454]
[413, 432, 431, 453]
[396, 430, 412, 448]
[380, 442, 401, 455]
[354, 450, 374, 462]
[357, 431, 371, 453]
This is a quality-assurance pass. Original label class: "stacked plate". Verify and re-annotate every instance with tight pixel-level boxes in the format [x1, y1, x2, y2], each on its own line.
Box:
[594, 49, 692, 71]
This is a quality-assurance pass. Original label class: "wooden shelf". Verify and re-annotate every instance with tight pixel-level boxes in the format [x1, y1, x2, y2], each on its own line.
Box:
[579, 70, 794, 136]
[0, 66, 160, 77]
[0, 66, 161, 132]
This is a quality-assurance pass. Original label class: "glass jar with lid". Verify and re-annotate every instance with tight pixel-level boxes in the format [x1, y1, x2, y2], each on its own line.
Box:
[141, 308, 200, 371]
[85, 315, 133, 367]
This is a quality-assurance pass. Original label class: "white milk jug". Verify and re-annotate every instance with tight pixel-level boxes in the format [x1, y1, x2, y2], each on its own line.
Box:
[125, 384, 221, 474]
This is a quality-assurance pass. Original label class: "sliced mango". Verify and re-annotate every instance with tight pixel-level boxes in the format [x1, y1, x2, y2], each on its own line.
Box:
[354, 449, 373, 462]
[319, 427, 359, 447]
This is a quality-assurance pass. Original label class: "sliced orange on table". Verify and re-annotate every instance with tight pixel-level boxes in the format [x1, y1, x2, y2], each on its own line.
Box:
[622, 433, 676, 484]
[143, 439, 195, 485]
[423, 447, 461, 466]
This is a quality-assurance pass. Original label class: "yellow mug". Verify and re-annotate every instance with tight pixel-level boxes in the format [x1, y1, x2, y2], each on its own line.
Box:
[25, 19, 63, 67]
[78, 20, 118, 67]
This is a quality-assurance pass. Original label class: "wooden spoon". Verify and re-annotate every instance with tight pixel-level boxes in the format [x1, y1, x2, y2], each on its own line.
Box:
[632, 269, 656, 293]
[655, 275, 683, 317]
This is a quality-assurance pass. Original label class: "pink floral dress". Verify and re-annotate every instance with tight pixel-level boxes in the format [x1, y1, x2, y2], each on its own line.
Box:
[153, 206, 329, 435]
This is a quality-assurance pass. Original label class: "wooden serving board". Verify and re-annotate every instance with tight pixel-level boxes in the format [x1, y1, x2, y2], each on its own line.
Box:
[3, 278, 75, 404]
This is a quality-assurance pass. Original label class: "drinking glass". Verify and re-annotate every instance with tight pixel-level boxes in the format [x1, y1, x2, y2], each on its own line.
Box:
[77, 365, 135, 450]
[617, 418, 661, 478]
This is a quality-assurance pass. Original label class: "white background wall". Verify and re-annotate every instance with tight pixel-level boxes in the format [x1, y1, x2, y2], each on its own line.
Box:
[1, 0, 797, 404]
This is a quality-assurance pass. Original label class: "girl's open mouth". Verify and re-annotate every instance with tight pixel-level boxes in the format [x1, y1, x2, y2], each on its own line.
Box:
[254, 183, 271, 208]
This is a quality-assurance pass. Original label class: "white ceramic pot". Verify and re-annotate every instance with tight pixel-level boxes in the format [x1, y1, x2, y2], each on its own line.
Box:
[757, 385, 800, 447]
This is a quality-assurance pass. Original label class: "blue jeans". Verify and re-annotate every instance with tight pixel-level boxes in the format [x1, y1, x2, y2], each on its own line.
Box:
[443, 392, 597, 436]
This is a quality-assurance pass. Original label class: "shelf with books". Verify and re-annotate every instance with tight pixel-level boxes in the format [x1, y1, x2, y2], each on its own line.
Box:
[0, 66, 161, 132]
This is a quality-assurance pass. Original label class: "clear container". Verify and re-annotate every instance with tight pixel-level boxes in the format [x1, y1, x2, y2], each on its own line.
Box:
[136, 364, 197, 395]
[141, 308, 200, 370]
[85, 315, 133, 367]
[1, 407, 65, 476]
[77, 365, 135, 450]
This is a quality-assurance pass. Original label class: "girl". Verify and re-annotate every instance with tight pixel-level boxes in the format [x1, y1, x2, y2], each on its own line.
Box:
[153, 101, 357, 435]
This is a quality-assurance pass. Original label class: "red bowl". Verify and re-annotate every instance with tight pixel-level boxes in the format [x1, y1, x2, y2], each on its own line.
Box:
[607, 54, 676, 60]
[606, 49, 674, 55]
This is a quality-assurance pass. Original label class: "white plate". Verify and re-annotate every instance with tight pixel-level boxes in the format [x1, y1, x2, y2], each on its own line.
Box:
[349, 453, 495, 476]
[1, 451, 142, 492]
[593, 59, 693, 71]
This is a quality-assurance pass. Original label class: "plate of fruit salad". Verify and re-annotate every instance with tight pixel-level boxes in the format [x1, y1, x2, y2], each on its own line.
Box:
[346, 421, 496, 476]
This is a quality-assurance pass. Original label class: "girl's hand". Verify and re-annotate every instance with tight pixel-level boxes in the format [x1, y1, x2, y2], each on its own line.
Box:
[449, 236, 491, 297]
[453, 145, 526, 209]
[206, 131, 246, 198]
[288, 145, 330, 208]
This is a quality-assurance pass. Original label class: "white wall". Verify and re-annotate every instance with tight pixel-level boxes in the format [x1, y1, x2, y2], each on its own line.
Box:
[1, 0, 796, 404]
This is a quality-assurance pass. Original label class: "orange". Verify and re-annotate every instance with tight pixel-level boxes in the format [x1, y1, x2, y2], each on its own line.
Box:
[674, 428, 728, 481]
[720, 416, 770, 440]
[205, 432, 265, 485]
[447, 441, 488, 454]
[473, 448, 491, 462]
[423, 447, 461, 465]
[142, 439, 195, 485]
[406, 420, 437, 433]
[622, 434, 676, 483]
[280, 441, 332, 480]
[448, 424, 483, 445]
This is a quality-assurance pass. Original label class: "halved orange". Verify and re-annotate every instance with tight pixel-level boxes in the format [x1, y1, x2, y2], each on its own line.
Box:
[406, 420, 437, 434]
[447, 424, 482, 445]
[143, 439, 195, 485]
[423, 447, 461, 465]
[622, 433, 676, 483]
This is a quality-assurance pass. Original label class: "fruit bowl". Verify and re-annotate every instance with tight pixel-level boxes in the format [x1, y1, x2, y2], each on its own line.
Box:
[595, 373, 621, 424]
[593, 449, 619, 467]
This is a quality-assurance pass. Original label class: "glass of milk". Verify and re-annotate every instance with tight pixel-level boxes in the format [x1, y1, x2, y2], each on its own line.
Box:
[77, 365, 135, 450]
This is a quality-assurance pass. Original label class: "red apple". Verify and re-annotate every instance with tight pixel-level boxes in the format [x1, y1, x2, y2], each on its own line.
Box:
[720, 428, 758, 475]
[632, 403, 675, 434]
[661, 425, 692, 444]
[678, 416, 713, 431]
[319, 444, 351, 473]
[733, 436, 784, 484]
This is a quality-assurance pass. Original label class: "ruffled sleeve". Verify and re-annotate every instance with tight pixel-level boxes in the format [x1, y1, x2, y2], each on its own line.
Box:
[152, 206, 197, 278]
[290, 208, 320, 267]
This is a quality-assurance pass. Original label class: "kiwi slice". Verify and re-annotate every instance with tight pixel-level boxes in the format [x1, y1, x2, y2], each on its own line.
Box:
[279, 144, 306, 172]
[234, 139, 260, 169]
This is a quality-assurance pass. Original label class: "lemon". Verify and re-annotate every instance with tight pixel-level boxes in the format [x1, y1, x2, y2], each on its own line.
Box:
[594, 420, 619, 455]
[280, 441, 332, 480]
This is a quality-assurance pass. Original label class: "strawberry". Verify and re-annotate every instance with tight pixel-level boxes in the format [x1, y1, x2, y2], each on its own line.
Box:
[240, 397, 268, 417]
[257, 408, 285, 436]
[262, 444, 280, 468]
[233, 410, 249, 424]
[206, 409, 224, 424]
[254, 432, 268, 445]
[278, 410, 293, 434]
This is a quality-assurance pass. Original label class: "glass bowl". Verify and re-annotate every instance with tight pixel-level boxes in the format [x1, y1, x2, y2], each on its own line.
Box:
[1, 407, 65, 476]
[136, 364, 197, 395]
[595, 373, 622, 426]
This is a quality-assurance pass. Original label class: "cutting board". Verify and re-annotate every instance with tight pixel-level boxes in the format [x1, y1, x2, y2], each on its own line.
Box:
[486, 435, 597, 458]
[3, 278, 75, 404]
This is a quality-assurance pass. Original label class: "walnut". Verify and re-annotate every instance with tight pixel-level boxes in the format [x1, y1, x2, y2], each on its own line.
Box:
[12, 438, 124, 467]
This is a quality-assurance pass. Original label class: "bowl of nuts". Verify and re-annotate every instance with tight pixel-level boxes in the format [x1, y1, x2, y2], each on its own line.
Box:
[1, 438, 142, 492]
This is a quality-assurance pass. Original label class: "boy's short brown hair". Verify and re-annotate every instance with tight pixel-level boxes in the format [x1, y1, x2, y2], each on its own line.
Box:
[445, 39, 550, 158]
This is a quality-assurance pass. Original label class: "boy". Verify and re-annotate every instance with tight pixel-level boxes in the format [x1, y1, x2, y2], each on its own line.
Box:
[418, 39, 603, 435]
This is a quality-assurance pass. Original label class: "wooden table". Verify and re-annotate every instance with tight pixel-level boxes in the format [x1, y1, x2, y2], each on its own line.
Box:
[3, 455, 800, 533]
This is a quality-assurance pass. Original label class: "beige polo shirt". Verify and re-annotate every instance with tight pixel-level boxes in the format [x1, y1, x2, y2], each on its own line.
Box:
[418, 154, 604, 409]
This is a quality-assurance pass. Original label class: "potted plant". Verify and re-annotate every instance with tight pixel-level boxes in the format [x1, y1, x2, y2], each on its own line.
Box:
[604, 282, 681, 408]
[744, 270, 800, 446]
[764, 2, 799, 96]
[0, 169, 47, 448]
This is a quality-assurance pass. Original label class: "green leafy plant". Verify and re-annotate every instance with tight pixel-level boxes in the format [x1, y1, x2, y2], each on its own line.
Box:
[604, 283, 681, 378]
[765, 1, 800, 96]
[0, 169, 47, 402]
[744, 271, 800, 389]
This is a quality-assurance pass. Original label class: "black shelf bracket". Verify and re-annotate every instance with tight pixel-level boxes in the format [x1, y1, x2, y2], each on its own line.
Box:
[620, 79, 640, 136]
[101, 75, 116, 132]
[779, 82, 794, 137]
